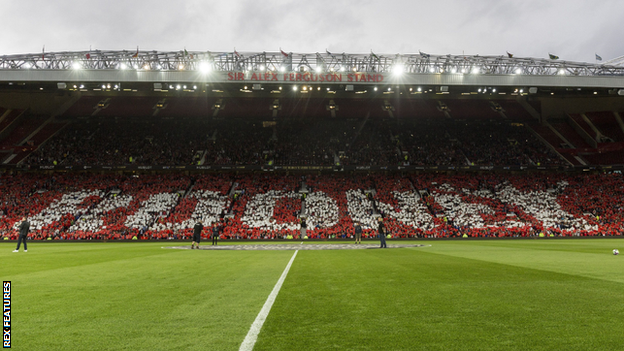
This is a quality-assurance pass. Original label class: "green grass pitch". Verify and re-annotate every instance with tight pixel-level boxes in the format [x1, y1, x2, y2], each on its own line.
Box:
[3, 239, 624, 350]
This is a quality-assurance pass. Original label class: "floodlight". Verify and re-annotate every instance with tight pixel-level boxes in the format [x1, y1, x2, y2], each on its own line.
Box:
[72, 62, 82, 70]
[293, 85, 297, 91]
[120, 63, 128, 70]
[392, 64, 404, 76]
[515, 68, 522, 74]
[199, 62, 211, 73]
[472, 67, 480, 74]
[315, 66, 323, 73]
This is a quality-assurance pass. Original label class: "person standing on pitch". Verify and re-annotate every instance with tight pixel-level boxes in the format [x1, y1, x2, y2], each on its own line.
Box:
[191, 220, 203, 249]
[354, 220, 363, 244]
[377, 217, 387, 248]
[211, 222, 219, 246]
[13, 217, 30, 252]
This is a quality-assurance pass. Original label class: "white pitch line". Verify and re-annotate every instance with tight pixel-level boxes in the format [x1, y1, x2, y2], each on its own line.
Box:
[239, 250, 298, 351]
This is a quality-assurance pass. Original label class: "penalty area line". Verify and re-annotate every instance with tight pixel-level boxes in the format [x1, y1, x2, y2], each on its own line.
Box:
[239, 249, 298, 351]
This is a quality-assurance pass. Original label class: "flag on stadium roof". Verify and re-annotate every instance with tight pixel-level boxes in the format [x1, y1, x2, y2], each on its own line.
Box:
[548, 53, 559, 60]
[280, 48, 289, 57]
[326, 49, 333, 57]
[86, 53, 91, 59]
[370, 51, 380, 61]
[234, 49, 240, 57]
[595, 53, 603, 61]
[131, 47, 139, 58]
[506, 51, 513, 58]
[419, 51, 430, 59]
[184, 48, 189, 57]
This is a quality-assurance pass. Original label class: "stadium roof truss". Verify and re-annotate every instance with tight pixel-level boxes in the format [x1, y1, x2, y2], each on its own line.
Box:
[1, 50, 624, 89]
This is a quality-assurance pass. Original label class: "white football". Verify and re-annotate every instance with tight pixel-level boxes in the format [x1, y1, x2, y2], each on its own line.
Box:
[614, 249, 619, 255]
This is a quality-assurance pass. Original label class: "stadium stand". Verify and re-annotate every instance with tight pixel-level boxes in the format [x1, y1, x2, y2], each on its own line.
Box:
[2, 172, 622, 240]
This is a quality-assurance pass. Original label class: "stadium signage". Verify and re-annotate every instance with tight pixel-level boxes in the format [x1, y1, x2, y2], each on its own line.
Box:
[227, 72, 384, 83]
[10, 164, 622, 173]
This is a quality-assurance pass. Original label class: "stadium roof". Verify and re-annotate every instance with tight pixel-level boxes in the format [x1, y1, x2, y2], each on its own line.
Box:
[1, 51, 624, 90]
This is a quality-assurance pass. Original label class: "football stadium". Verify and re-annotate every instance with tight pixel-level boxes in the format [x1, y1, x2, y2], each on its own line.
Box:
[2, 49, 624, 350]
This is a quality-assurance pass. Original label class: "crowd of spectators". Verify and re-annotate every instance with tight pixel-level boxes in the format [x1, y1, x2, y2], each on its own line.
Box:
[23, 116, 569, 168]
[2, 172, 623, 240]
[392, 119, 566, 167]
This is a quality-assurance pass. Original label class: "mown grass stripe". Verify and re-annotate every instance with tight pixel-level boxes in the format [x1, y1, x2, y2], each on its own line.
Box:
[239, 250, 298, 351]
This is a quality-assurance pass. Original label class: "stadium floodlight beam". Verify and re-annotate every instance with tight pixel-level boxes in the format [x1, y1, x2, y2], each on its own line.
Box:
[71, 62, 82, 70]
[392, 64, 404, 76]
[472, 67, 480, 74]
[120, 63, 128, 70]
[199, 62, 211, 73]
